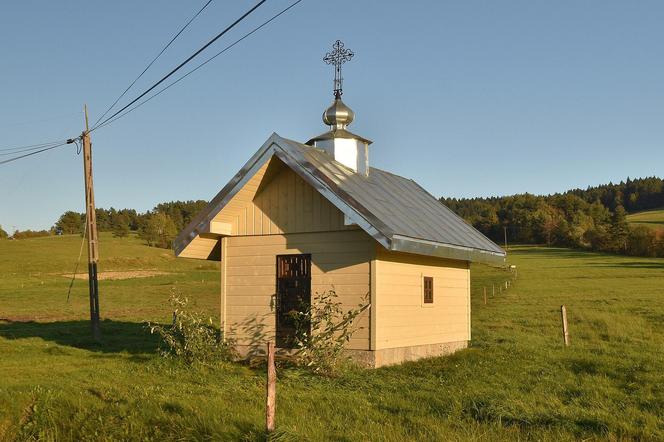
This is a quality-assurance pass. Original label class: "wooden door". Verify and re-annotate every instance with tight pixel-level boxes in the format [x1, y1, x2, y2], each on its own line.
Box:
[275, 254, 311, 348]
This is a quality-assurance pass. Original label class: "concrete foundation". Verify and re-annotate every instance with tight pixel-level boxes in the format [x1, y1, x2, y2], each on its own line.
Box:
[348, 340, 469, 368]
[234, 341, 468, 368]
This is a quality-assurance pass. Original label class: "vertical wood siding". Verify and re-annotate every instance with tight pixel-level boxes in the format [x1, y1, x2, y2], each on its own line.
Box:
[213, 159, 350, 236]
[374, 248, 470, 349]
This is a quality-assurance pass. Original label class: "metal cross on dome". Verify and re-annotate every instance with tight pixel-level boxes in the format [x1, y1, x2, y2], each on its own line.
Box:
[323, 40, 354, 99]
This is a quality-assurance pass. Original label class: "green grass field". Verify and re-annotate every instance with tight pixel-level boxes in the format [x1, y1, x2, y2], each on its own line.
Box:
[627, 208, 664, 233]
[1, 234, 663, 441]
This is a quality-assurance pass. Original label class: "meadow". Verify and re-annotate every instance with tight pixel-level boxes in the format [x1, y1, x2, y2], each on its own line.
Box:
[0, 234, 663, 441]
[627, 208, 664, 234]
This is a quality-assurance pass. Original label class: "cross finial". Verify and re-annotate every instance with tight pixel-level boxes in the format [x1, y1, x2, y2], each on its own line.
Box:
[324, 40, 354, 99]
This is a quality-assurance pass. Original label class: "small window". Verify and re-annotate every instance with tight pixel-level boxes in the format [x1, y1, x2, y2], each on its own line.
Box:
[423, 276, 434, 304]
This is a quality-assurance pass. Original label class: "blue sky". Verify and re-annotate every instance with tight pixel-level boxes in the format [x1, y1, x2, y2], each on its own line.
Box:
[1, 1, 663, 231]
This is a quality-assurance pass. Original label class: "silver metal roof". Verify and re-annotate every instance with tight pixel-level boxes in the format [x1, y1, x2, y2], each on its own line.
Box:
[174, 133, 505, 266]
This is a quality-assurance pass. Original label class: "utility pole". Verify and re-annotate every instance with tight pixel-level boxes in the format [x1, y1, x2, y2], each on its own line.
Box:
[81, 105, 101, 341]
[503, 225, 508, 251]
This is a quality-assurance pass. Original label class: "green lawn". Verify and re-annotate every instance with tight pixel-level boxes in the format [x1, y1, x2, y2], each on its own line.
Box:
[0, 235, 663, 441]
[627, 208, 664, 233]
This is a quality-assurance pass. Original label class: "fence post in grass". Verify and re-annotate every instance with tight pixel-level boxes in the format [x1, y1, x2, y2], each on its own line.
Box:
[483, 287, 487, 305]
[560, 305, 570, 347]
[492, 284, 495, 296]
[266, 341, 276, 433]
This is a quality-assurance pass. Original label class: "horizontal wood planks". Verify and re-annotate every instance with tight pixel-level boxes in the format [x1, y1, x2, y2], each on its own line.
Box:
[225, 230, 372, 350]
[374, 248, 470, 349]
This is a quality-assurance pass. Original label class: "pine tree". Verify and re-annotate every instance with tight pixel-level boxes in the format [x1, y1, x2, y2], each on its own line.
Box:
[112, 215, 130, 238]
[609, 205, 630, 252]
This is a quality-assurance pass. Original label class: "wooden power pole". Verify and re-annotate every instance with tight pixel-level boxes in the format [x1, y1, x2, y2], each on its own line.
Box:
[82, 105, 101, 341]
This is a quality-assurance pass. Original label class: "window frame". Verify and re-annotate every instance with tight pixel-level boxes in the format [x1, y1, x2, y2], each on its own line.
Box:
[422, 275, 434, 306]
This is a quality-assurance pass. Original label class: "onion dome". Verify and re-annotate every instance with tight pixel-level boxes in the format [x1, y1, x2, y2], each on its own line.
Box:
[323, 98, 354, 130]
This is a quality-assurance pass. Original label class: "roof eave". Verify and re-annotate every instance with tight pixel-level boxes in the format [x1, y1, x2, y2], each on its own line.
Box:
[174, 133, 393, 258]
[173, 133, 282, 257]
[390, 234, 506, 267]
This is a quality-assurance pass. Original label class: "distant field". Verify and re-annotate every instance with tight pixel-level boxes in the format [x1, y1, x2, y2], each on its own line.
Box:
[627, 208, 664, 232]
[0, 235, 663, 440]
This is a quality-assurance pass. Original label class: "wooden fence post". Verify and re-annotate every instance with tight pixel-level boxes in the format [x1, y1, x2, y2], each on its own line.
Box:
[560, 305, 570, 346]
[483, 287, 487, 305]
[266, 342, 276, 433]
[492, 285, 495, 296]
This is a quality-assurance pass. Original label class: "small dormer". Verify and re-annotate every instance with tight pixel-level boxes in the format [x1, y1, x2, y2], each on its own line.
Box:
[306, 40, 372, 176]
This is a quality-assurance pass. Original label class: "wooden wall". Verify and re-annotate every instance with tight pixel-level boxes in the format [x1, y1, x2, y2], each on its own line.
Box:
[213, 159, 350, 236]
[196, 157, 471, 353]
[224, 230, 372, 350]
[374, 248, 470, 349]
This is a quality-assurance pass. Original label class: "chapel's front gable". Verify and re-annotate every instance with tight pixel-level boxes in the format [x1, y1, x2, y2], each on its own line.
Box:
[212, 157, 355, 237]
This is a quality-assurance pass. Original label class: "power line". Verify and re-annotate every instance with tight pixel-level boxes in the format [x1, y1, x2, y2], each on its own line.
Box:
[92, 0, 268, 131]
[0, 142, 70, 166]
[0, 142, 68, 157]
[93, 0, 302, 132]
[0, 139, 68, 152]
[92, 0, 214, 128]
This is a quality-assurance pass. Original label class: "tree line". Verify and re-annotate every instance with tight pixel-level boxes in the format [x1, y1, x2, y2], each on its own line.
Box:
[3, 177, 663, 258]
[442, 177, 664, 258]
[0, 200, 207, 249]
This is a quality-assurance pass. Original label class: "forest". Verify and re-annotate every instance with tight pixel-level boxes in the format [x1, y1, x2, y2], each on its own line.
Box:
[0, 200, 207, 249]
[443, 177, 664, 257]
[3, 177, 663, 258]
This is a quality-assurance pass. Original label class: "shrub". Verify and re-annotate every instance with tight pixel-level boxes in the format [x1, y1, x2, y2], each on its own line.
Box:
[148, 289, 236, 364]
[290, 290, 369, 376]
[626, 226, 657, 257]
[11, 229, 51, 239]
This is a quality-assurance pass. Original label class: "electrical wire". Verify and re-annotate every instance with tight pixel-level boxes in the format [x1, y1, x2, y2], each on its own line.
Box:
[0, 142, 68, 157]
[0, 139, 68, 152]
[0, 142, 70, 166]
[93, 0, 302, 132]
[92, 0, 214, 129]
[66, 213, 88, 303]
[92, 0, 268, 131]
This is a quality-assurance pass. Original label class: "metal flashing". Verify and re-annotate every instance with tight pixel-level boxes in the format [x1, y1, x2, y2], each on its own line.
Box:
[174, 133, 506, 266]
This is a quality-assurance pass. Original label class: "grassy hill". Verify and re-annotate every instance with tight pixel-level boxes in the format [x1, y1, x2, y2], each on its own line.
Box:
[1, 235, 663, 440]
[627, 208, 664, 233]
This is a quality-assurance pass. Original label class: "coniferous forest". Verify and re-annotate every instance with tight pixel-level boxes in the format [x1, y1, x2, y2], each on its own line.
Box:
[442, 177, 664, 257]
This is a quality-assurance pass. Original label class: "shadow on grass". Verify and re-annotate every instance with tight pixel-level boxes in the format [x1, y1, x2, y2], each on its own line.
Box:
[585, 261, 664, 270]
[0, 319, 159, 354]
[517, 248, 605, 260]
[516, 247, 664, 266]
